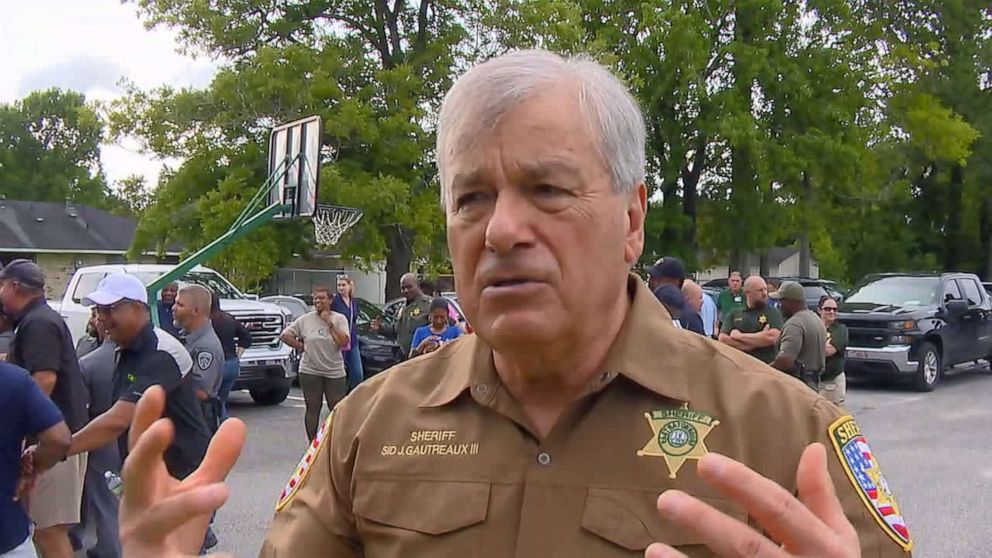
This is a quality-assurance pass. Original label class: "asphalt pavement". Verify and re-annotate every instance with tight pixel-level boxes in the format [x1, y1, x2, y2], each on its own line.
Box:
[210, 364, 992, 557]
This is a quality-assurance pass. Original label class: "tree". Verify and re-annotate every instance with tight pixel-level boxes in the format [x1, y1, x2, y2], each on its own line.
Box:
[121, 0, 486, 297]
[0, 88, 114, 207]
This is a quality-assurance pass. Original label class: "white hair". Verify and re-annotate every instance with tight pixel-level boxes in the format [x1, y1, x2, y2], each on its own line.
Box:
[436, 49, 646, 209]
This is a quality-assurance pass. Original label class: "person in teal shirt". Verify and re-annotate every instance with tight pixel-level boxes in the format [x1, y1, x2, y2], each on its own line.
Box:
[717, 271, 745, 321]
[409, 298, 463, 358]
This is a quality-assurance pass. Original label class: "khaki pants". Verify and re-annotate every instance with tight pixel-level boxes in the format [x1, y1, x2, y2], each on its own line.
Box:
[29, 453, 87, 529]
[818, 373, 847, 406]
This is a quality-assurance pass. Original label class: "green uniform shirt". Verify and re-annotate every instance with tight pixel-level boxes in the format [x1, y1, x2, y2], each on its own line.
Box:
[824, 321, 849, 380]
[721, 304, 784, 364]
[717, 288, 745, 319]
[382, 293, 432, 358]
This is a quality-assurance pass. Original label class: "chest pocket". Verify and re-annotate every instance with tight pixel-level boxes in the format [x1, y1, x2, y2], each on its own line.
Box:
[581, 488, 746, 557]
[354, 479, 490, 557]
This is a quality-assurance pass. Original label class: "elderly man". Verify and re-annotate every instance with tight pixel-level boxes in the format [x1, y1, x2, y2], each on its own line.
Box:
[115, 50, 912, 557]
[680, 279, 712, 338]
[371, 273, 432, 358]
[718, 275, 784, 364]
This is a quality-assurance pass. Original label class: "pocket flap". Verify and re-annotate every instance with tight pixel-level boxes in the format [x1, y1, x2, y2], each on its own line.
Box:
[354, 479, 490, 535]
[582, 488, 746, 550]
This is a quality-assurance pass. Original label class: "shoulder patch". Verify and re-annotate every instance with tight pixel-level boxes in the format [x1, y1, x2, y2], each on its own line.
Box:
[197, 351, 213, 370]
[828, 415, 912, 551]
[275, 412, 333, 512]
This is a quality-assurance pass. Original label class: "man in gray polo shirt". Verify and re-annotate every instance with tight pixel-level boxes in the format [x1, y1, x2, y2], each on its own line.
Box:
[172, 285, 225, 430]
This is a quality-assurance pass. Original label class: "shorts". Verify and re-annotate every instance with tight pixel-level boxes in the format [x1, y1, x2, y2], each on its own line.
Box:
[29, 453, 87, 529]
[1, 532, 37, 558]
[818, 373, 847, 406]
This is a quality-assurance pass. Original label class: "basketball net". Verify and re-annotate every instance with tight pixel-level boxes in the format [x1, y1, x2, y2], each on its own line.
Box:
[312, 204, 363, 247]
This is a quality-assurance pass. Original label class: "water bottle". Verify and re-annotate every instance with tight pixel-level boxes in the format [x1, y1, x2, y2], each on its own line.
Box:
[105, 471, 123, 498]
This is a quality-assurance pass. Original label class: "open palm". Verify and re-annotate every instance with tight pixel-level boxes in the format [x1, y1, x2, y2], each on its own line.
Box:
[120, 386, 246, 557]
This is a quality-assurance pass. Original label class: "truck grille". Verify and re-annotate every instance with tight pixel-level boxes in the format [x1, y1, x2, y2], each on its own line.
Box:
[840, 319, 893, 349]
[232, 313, 284, 348]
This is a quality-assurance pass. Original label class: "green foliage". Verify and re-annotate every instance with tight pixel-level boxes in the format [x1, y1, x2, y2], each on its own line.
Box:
[0, 89, 115, 207]
[106, 0, 992, 290]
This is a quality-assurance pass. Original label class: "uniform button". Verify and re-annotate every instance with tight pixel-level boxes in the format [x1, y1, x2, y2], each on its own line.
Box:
[537, 452, 552, 466]
[600, 371, 612, 382]
[474, 383, 489, 395]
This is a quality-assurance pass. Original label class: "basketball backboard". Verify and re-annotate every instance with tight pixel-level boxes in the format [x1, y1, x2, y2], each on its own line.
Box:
[267, 115, 322, 219]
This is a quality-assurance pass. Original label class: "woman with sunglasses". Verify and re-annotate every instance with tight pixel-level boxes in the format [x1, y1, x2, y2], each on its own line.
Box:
[818, 295, 848, 405]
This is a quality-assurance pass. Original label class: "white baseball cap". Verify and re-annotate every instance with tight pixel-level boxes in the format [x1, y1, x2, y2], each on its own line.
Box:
[81, 274, 149, 306]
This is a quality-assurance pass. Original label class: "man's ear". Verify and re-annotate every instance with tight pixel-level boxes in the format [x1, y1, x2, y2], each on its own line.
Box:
[623, 182, 648, 266]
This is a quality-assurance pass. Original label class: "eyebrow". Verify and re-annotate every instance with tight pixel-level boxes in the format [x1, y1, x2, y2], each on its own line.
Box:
[450, 158, 583, 193]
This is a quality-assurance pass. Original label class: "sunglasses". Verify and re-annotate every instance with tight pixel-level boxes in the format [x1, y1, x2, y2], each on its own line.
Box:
[821, 307, 838, 312]
[94, 300, 131, 315]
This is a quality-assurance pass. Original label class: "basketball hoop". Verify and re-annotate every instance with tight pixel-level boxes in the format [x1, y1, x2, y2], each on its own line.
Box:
[312, 204, 363, 247]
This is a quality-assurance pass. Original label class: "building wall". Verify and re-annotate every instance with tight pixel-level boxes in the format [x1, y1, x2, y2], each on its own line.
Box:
[270, 256, 388, 304]
[36, 253, 162, 300]
[777, 253, 820, 278]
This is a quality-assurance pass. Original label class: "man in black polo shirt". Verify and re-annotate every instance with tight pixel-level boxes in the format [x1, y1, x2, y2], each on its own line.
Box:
[64, 273, 210, 482]
[0, 259, 89, 558]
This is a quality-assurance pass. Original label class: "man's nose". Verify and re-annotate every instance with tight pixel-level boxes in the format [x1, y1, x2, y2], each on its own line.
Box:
[485, 191, 536, 255]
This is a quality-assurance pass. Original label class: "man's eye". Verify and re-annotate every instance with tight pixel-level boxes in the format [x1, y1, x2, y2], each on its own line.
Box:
[454, 192, 488, 210]
[534, 183, 566, 196]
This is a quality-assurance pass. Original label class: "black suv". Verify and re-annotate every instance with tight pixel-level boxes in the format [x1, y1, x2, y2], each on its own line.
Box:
[837, 273, 992, 391]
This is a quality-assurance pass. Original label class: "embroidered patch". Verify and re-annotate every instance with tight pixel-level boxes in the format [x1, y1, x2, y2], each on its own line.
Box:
[637, 404, 719, 478]
[275, 412, 333, 512]
[828, 415, 912, 551]
[197, 351, 213, 370]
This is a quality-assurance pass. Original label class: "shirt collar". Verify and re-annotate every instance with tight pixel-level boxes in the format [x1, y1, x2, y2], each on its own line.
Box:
[420, 274, 693, 408]
[12, 296, 47, 324]
[184, 322, 211, 344]
[123, 322, 157, 354]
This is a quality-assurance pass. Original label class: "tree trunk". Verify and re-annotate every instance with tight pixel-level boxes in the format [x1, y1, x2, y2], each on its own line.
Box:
[944, 164, 964, 271]
[982, 195, 992, 280]
[798, 171, 813, 277]
[383, 225, 415, 300]
[759, 252, 770, 278]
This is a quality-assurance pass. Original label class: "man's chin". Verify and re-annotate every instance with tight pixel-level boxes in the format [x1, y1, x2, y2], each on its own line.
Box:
[476, 314, 557, 349]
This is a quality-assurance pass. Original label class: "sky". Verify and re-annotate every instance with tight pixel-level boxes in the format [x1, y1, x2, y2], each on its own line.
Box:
[0, 0, 221, 188]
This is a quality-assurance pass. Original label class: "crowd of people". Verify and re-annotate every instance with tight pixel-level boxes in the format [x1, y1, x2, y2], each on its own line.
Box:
[3, 48, 908, 558]
[0, 261, 259, 557]
[646, 259, 849, 405]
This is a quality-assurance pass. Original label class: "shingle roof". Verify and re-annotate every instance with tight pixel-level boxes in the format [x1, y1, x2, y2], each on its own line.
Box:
[0, 199, 179, 254]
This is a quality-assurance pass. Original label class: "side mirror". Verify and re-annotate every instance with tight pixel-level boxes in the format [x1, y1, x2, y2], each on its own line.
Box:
[945, 299, 968, 316]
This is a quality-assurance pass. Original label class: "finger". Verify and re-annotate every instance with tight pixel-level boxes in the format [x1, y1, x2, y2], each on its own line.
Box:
[183, 418, 247, 487]
[644, 543, 689, 558]
[122, 417, 174, 509]
[656, 490, 786, 558]
[124, 482, 229, 545]
[697, 452, 837, 553]
[129, 385, 168, 452]
[797, 443, 858, 543]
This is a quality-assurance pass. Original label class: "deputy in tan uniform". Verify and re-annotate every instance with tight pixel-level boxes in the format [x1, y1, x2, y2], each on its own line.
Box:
[114, 49, 912, 557]
[372, 273, 432, 358]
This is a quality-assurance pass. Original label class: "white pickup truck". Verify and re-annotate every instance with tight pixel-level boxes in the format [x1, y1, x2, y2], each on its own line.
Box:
[50, 264, 296, 405]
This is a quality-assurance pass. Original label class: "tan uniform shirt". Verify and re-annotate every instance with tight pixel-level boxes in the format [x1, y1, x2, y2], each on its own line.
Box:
[261, 276, 912, 557]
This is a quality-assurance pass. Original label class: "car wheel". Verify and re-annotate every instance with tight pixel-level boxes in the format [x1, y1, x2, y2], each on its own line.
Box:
[912, 342, 941, 392]
[250, 386, 290, 405]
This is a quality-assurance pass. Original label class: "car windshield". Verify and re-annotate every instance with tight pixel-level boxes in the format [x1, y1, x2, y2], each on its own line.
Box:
[356, 298, 385, 326]
[134, 270, 245, 300]
[801, 284, 829, 300]
[844, 276, 939, 308]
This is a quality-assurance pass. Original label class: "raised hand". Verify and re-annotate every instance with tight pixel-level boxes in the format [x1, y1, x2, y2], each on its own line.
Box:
[644, 443, 859, 558]
[120, 386, 246, 557]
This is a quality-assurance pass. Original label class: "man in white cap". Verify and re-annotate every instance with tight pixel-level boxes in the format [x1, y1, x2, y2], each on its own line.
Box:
[58, 274, 211, 482]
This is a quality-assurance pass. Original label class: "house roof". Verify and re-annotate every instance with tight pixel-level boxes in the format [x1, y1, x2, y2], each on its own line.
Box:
[0, 199, 180, 255]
